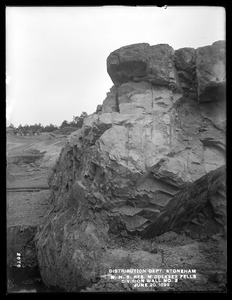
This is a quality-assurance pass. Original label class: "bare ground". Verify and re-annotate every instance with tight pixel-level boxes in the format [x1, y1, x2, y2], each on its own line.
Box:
[7, 133, 68, 292]
[83, 231, 227, 292]
[7, 134, 67, 261]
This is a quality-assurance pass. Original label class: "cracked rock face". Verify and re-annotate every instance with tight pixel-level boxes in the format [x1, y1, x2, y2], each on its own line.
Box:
[36, 41, 226, 291]
[107, 43, 179, 89]
[196, 41, 226, 102]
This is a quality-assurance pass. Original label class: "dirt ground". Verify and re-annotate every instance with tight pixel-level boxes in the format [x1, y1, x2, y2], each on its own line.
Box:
[82, 231, 227, 292]
[7, 133, 69, 293]
[7, 133, 68, 227]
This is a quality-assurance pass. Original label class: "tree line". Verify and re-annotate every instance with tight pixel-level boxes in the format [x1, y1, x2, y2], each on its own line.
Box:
[8, 112, 88, 133]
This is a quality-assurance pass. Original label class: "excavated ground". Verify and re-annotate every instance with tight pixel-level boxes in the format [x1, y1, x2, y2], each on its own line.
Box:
[7, 133, 68, 226]
[6, 134, 227, 293]
[7, 134, 68, 293]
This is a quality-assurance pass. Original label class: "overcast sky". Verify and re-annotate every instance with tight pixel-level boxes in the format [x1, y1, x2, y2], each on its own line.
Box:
[6, 6, 225, 127]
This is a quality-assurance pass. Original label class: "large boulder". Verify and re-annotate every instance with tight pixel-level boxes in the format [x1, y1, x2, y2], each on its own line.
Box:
[107, 43, 149, 86]
[36, 41, 226, 291]
[196, 40, 226, 102]
[107, 43, 179, 90]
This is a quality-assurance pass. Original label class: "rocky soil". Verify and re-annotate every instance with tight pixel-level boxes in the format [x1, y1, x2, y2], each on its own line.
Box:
[81, 231, 227, 292]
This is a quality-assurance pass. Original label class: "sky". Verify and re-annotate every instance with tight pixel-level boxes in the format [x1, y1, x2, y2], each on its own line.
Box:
[6, 6, 226, 127]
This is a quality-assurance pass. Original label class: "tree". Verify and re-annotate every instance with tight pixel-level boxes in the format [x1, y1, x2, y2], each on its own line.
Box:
[80, 111, 88, 119]
[30, 123, 43, 132]
[24, 124, 29, 131]
[8, 123, 15, 129]
[73, 116, 80, 123]
[69, 120, 77, 127]
[60, 120, 69, 129]
[70, 116, 83, 128]
[42, 123, 58, 132]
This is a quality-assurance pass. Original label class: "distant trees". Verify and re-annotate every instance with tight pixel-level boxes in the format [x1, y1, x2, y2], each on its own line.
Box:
[80, 111, 88, 118]
[73, 116, 80, 123]
[60, 112, 88, 129]
[70, 112, 87, 128]
[29, 123, 43, 132]
[60, 120, 69, 129]
[8, 112, 88, 133]
[8, 123, 57, 133]
[8, 123, 15, 129]
[43, 124, 58, 132]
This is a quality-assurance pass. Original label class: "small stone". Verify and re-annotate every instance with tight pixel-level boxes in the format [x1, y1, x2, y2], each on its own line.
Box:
[143, 245, 151, 252]
[150, 247, 158, 254]
[121, 230, 128, 237]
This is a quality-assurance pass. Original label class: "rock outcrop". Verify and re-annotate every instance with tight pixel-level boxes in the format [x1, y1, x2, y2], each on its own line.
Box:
[196, 41, 226, 102]
[35, 41, 226, 291]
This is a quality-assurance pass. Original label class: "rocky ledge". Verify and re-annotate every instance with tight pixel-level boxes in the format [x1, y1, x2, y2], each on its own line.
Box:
[35, 41, 226, 291]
